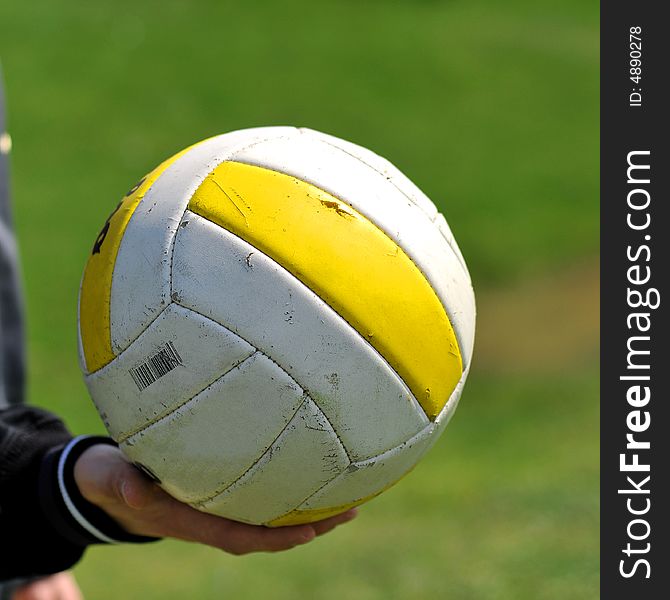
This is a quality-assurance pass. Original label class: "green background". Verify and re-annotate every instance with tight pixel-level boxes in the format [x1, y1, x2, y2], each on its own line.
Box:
[1, 0, 599, 598]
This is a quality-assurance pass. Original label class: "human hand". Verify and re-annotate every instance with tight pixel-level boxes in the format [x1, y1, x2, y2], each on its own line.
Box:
[11, 571, 83, 600]
[73, 443, 357, 555]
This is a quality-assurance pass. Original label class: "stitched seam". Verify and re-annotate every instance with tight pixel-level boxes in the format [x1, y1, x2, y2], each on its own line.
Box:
[431, 212, 469, 274]
[101, 133, 299, 367]
[108, 165, 178, 361]
[116, 350, 259, 444]
[193, 340, 468, 518]
[309, 395, 351, 462]
[224, 154, 465, 383]
[353, 423, 435, 468]
[264, 369, 470, 518]
[163, 303, 357, 505]
[313, 136, 436, 221]
[319, 136, 469, 288]
[186, 212, 429, 426]
[301, 135, 470, 335]
[174, 300, 376, 445]
[89, 303, 172, 375]
[192, 395, 350, 508]
[191, 395, 308, 506]
[262, 468, 346, 525]
[257, 400, 353, 524]
[168, 131, 299, 297]
[202, 130, 461, 360]
[265, 424, 437, 523]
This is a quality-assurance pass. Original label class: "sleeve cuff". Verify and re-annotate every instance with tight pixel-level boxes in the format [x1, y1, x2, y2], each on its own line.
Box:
[39, 435, 159, 546]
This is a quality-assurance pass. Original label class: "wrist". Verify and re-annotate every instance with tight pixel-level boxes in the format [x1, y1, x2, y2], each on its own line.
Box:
[40, 436, 158, 546]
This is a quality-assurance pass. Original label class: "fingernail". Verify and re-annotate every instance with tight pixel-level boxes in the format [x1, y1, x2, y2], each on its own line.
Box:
[119, 479, 131, 504]
[300, 527, 316, 542]
[120, 478, 141, 508]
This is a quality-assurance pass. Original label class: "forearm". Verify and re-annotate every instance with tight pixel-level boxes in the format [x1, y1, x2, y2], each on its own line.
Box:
[0, 405, 84, 580]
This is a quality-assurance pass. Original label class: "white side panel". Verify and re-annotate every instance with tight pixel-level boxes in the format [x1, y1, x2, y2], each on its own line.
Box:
[172, 212, 428, 461]
[197, 397, 349, 524]
[300, 128, 471, 283]
[434, 212, 469, 278]
[120, 353, 305, 503]
[299, 425, 435, 510]
[298, 362, 471, 511]
[299, 127, 439, 221]
[301, 128, 473, 303]
[109, 127, 297, 353]
[229, 135, 476, 367]
[85, 303, 255, 441]
[430, 363, 471, 442]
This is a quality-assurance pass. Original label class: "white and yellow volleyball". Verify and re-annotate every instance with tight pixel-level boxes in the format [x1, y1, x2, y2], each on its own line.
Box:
[78, 127, 475, 526]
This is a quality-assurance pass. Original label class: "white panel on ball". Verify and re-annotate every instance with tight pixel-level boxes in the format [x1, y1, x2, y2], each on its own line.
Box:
[85, 303, 255, 441]
[197, 397, 349, 524]
[172, 211, 428, 461]
[299, 127, 439, 221]
[228, 133, 476, 367]
[298, 425, 435, 511]
[431, 364, 471, 441]
[109, 127, 297, 354]
[433, 212, 470, 282]
[120, 352, 306, 503]
[296, 367, 469, 513]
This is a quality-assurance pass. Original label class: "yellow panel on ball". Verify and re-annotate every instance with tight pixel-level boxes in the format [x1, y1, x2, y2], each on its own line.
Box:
[79, 146, 193, 373]
[188, 161, 462, 419]
[267, 498, 371, 527]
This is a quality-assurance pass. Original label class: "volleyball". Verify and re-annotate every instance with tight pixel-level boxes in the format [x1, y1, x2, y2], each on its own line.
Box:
[77, 127, 475, 525]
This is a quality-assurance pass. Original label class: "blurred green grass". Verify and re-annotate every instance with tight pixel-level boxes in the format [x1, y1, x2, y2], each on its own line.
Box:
[1, 0, 598, 597]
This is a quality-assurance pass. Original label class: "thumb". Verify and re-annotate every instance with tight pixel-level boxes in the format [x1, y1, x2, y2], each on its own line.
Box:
[115, 463, 163, 510]
[74, 444, 161, 510]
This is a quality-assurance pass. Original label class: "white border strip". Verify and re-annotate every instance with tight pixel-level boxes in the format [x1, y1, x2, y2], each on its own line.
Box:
[58, 435, 122, 544]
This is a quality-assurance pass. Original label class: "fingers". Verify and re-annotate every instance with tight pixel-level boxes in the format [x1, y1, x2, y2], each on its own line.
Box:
[214, 521, 317, 555]
[152, 500, 315, 554]
[109, 471, 359, 552]
[190, 508, 358, 555]
[311, 508, 358, 536]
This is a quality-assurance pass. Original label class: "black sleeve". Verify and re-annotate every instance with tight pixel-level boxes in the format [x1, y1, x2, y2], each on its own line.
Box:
[0, 405, 157, 582]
